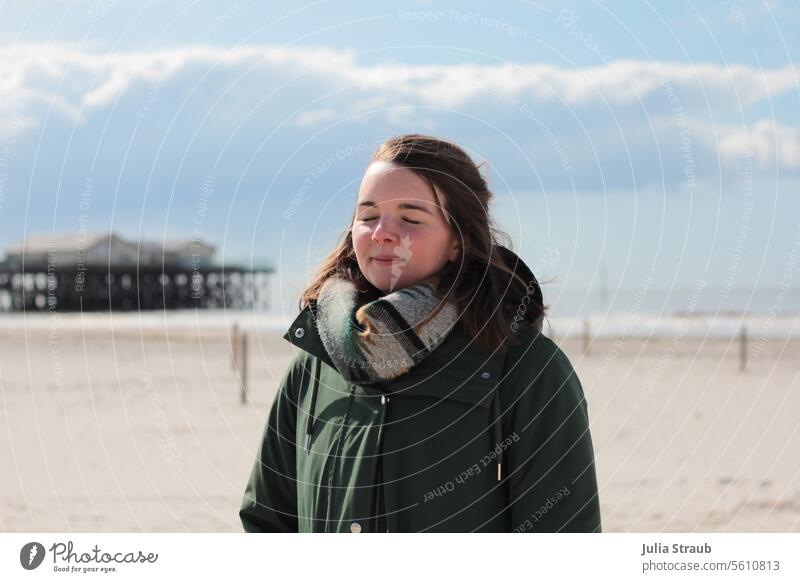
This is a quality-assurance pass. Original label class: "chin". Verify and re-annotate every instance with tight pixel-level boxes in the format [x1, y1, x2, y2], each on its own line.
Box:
[371, 280, 400, 293]
[367, 273, 408, 294]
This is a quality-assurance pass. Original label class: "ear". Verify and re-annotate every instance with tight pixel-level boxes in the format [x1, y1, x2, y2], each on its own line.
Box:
[448, 240, 460, 262]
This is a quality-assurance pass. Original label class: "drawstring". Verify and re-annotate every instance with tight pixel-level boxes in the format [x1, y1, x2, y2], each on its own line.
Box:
[492, 387, 503, 482]
[304, 357, 322, 453]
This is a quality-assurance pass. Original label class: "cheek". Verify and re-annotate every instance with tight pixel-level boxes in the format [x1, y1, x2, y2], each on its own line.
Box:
[351, 226, 372, 255]
[415, 229, 450, 257]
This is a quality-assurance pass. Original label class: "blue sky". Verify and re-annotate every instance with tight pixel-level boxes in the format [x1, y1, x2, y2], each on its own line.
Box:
[1, 0, 798, 314]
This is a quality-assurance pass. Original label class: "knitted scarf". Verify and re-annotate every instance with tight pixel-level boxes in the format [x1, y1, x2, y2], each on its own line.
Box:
[314, 275, 458, 385]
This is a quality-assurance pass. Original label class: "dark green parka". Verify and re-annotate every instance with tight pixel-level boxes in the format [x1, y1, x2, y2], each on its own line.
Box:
[240, 269, 602, 533]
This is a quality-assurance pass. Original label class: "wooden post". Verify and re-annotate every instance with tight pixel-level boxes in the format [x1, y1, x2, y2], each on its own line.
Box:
[240, 330, 248, 405]
[582, 318, 591, 355]
[231, 323, 239, 372]
[739, 324, 748, 373]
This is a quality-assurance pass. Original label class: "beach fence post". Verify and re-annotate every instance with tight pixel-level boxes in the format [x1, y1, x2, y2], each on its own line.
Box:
[240, 330, 249, 404]
[739, 324, 748, 373]
[231, 323, 240, 371]
[582, 318, 591, 355]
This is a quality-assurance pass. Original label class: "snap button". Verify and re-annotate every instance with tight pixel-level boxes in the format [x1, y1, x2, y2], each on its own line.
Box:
[381, 395, 388, 405]
[480, 371, 491, 380]
[350, 522, 362, 533]
[294, 327, 305, 339]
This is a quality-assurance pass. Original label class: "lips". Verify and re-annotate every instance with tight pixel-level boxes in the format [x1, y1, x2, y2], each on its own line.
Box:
[371, 255, 403, 264]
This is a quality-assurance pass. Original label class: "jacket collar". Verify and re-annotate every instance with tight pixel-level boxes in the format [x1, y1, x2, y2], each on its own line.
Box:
[282, 300, 508, 408]
[282, 301, 336, 370]
[281, 245, 538, 405]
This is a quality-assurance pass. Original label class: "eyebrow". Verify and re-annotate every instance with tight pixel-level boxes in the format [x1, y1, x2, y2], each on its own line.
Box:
[358, 200, 433, 215]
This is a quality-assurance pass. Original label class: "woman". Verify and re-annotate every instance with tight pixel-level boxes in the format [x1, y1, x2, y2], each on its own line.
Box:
[239, 134, 601, 532]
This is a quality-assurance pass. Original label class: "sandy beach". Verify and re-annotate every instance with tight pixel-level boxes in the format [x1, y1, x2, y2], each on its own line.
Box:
[1, 313, 798, 532]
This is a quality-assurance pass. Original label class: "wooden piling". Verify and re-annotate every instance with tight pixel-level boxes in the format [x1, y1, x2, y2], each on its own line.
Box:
[739, 324, 748, 373]
[582, 318, 591, 355]
[240, 331, 249, 405]
[231, 323, 239, 371]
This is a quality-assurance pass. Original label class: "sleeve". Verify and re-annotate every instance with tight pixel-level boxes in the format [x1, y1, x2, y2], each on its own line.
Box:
[503, 335, 602, 533]
[239, 355, 304, 532]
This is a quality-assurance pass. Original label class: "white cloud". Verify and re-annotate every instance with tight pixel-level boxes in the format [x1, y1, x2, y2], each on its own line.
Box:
[2, 43, 797, 118]
[0, 43, 354, 118]
[1, 42, 798, 186]
[718, 119, 800, 170]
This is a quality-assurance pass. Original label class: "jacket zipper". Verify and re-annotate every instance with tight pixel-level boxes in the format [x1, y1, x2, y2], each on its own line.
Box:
[373, 393, 390, 533]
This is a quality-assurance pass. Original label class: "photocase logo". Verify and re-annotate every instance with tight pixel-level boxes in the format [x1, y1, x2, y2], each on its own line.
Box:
[20, 542, 46, 570]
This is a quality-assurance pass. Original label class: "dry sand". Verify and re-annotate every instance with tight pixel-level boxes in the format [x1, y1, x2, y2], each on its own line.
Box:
[0, 318, 798, 532]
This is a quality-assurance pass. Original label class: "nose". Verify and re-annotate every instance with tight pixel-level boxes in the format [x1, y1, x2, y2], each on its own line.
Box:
[371, 217, 398, 243]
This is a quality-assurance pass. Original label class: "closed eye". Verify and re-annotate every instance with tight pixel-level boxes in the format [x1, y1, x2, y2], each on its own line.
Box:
[360, 217, 421, 225]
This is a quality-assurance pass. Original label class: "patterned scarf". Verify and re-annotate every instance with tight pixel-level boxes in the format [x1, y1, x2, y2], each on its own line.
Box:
[314, 275, 458, 385]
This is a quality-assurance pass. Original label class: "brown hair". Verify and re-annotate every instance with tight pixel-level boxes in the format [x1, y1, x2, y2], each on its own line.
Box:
[299, 133, 547, 351]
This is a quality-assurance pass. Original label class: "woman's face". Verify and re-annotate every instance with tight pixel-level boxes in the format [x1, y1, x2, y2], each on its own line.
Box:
[352, 161, 459, 293]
